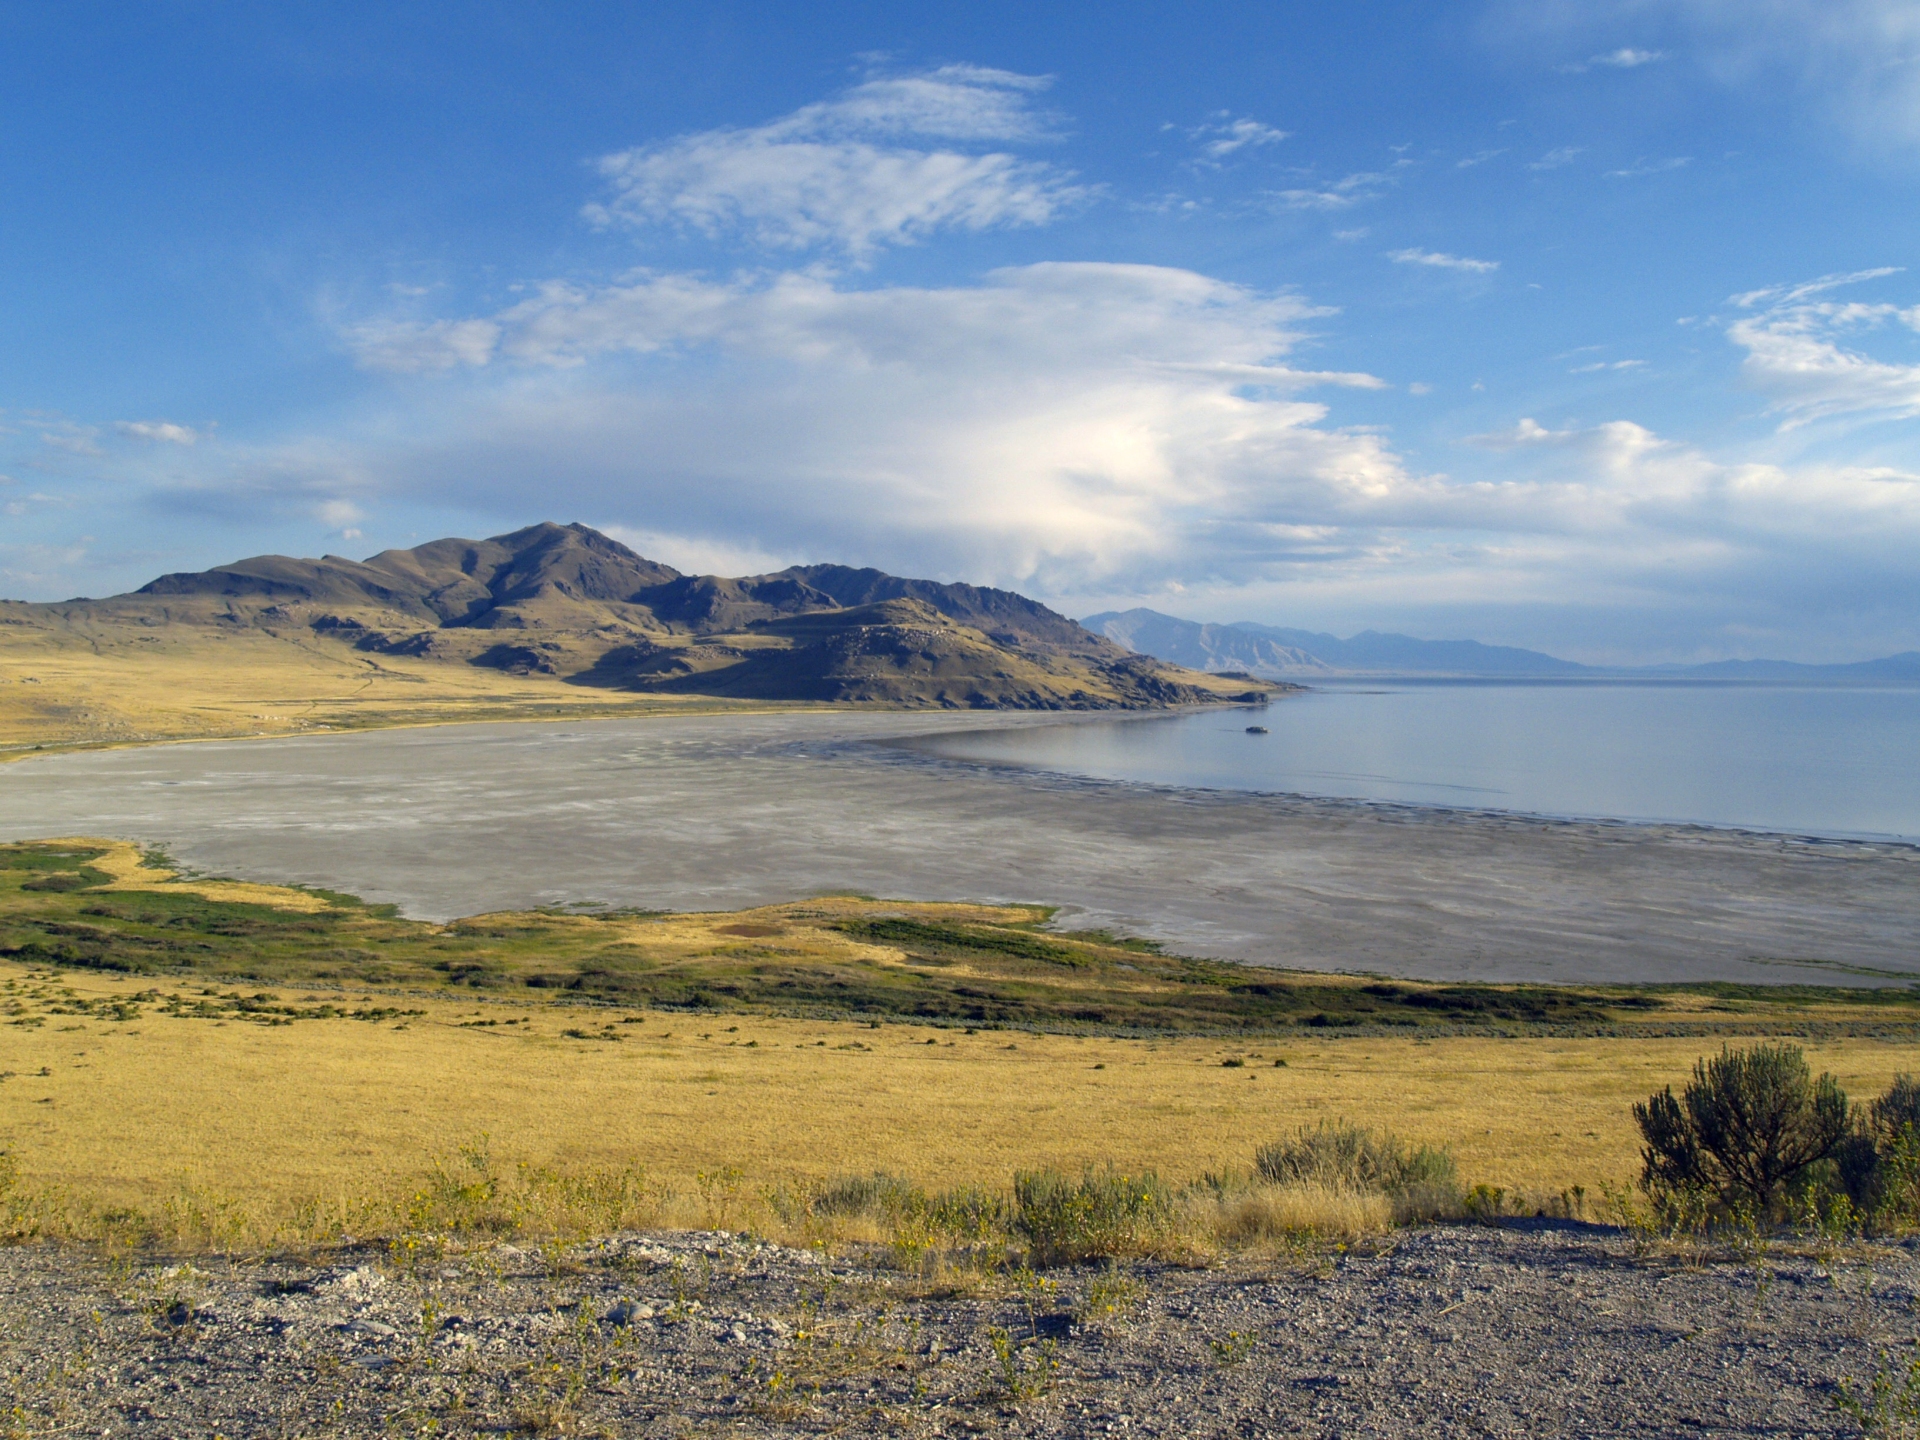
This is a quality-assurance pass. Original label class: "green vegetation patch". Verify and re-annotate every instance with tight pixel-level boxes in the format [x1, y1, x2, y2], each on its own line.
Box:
[0, 843, 113, 894]
[1, 840, 1917, 1038]
[834, 917, 1093, 967]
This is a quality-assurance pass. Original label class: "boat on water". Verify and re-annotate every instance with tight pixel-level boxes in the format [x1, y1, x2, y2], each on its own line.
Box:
[1245, 725, 1269, 735]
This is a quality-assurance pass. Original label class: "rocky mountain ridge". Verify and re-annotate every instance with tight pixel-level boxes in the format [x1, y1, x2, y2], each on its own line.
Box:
[12, 524, 1269, 710]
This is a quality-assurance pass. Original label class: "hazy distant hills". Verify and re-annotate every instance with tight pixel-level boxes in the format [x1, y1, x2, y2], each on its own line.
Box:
[1084, 607, 1920, 681]
[5, 524, 1269, 710]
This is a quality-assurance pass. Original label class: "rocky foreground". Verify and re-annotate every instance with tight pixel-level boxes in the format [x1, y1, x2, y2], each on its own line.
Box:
[5, 1223, 1917, 1437]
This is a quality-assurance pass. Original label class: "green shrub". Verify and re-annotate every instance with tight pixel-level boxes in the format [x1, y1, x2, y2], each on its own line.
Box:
[1013, 1169, 1171, 1265]
[1872, 1074, 1920, 1142]
[1633, 1042, 1850, 1217]
[1254, 1120, 1456, 1199]
[1837, 1074, 1920, 1229]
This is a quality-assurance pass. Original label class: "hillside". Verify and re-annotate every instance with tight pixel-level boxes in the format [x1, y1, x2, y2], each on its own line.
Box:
[0, 525, 1272, 753]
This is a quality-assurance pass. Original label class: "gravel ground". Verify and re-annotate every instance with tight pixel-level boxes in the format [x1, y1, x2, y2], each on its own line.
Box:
[5, 1223, 1916, 1437]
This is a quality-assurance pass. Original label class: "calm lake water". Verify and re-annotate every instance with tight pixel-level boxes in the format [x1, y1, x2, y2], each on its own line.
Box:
[915, 681, 1920, 842]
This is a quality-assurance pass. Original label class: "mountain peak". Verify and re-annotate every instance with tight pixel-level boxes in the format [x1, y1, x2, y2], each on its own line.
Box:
[22, 525, 1275, 711]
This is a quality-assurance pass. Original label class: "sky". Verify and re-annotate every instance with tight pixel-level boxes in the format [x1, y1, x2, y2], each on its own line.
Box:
[3, 1, 1918, 664]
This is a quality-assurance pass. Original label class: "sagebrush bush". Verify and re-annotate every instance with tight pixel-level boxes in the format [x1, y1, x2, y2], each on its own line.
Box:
[1836, 1073, 1920, 1228]
[1872, 1074, 1920, 1143]
[1633, 1042, 1849, 1218]
[1254, 1120, 1456, 1201]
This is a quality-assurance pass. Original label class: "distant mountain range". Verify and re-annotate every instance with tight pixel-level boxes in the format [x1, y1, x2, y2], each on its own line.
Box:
[0, 524, 1273, 710]
[1083, 607, 1920, 681]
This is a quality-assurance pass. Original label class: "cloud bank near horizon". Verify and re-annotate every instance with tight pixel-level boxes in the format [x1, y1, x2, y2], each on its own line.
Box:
[8, 45, 1920, 666]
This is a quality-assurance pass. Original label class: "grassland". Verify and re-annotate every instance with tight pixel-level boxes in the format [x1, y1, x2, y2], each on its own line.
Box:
[0, 624, 792, 759]
[1, 838, 1916, 1248]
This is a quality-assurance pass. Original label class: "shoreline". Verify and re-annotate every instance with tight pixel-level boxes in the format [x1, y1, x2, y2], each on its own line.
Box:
[1, 710, 1916, 988]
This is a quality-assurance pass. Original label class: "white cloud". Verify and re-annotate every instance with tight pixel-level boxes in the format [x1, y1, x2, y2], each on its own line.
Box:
[1389, 248, 1500, 273]
[334, 261, 1409, 589]
[1188, 114, 1289, 160]
[1527, 146, 1585, 169]
[1561, 46, 1669, 71]
[1725, 268, 1920, 428]
[115, 420, 201, 446]
[1570, 359, 1647, 372]
[585, 65, 1086, 259]
[1456, 148, 1507, 168]
[318, 499, 364, 529]
[1594, 46, 1668, 66]
[349, 318, 502, 373]
[1272, 167, 1402, 210]
[318, 249, 1920, 655]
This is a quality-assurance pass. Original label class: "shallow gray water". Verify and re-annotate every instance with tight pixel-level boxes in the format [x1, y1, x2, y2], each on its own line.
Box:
[918, 681, 1920, 842]
[1, 711, 1915, 986]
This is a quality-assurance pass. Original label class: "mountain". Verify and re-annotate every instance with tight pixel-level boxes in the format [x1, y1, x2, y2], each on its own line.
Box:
[1084, 607, 1920, 680]
[1083, 608, 1586, 677]
[5, 525, 1272, 711]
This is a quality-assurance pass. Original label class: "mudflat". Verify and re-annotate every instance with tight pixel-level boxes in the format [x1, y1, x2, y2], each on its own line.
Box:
[0, 712, 1912, 986]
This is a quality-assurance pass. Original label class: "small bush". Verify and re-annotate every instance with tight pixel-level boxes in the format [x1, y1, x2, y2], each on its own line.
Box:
[1633, 1042, 1849, 1218]
[1840, 1074, 1920, 1230]
[1873, 1074, 1920, 1144]
[1013, 1169, 1172, 1265]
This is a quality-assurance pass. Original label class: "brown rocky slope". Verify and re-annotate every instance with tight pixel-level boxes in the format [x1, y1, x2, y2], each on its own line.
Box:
[2, 522, 1274, 711]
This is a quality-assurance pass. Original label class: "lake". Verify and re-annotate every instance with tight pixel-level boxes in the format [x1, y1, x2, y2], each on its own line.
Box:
[912, 681, 1920, 842]
[1, 706, 1915, 983]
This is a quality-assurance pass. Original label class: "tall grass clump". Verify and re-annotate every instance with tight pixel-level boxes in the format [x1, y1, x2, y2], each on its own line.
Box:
[1255, 1120, 1460, 1221]
[763, 1171, 1013, 1271]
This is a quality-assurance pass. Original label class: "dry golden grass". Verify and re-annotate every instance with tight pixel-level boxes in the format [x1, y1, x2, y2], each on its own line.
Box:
[3, 958, 1912, 1234]
[0, 624, 790, 758]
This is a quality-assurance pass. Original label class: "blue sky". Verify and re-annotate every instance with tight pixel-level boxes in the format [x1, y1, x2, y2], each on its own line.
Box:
[3, 1, 1918, 663]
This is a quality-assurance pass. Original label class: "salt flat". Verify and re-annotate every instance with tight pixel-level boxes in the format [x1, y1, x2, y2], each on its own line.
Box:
[0, 710, 1913, 985]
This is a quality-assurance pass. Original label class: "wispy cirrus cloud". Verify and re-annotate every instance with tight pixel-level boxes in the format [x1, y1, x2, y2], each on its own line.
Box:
[1389, 248, 1500, 274]
[1527, 146, 1585, 169]
[1725, 267, 1920, 428]
[584, 65, 1088, 260]
[1187, 113, 1289, 160]
[1271, 165, 1404, 211]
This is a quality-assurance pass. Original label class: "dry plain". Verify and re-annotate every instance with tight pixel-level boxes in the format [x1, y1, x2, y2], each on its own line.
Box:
[3, 956, 1915, 1233]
